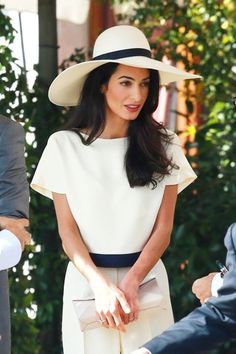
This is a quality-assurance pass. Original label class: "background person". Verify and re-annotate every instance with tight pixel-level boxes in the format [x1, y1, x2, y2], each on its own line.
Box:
[0, 115, 30, 354]
[31, 25, 200, 354]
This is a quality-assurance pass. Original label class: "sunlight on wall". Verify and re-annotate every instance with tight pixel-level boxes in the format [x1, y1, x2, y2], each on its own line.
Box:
[6, 9, 39, 88]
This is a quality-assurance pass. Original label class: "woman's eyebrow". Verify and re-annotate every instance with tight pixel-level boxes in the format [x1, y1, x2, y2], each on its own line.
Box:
[118, 75, 134, 80]
[118, 75, 150, 81]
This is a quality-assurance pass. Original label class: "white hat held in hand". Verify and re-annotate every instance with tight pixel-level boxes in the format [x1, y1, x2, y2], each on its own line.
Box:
[49, 25, 202, 107]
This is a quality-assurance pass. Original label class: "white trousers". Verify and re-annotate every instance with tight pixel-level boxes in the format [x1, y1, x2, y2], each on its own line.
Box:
[62, 260, 174, 354]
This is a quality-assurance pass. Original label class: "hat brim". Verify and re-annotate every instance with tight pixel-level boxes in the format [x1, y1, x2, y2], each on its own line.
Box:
[48, 57, 202, 106]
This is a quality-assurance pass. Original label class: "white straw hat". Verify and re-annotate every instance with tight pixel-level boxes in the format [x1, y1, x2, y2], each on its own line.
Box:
[49, 25, 201, 107]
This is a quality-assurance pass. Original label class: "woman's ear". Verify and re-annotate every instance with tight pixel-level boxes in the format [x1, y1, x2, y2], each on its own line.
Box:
[100, 84, 106, 94]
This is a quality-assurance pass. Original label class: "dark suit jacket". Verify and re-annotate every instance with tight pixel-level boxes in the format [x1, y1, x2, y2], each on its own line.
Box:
[0, 115, 29, 354]
[0, 115, 29, 218]
[144, 223, 236, 354]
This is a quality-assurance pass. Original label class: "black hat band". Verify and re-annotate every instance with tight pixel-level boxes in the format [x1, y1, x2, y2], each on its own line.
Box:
[93, 48, 151, 60]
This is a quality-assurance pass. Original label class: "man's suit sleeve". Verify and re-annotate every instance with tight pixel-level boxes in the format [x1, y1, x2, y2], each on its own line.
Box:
[144, 304, 234, 354]
[0, 118, 29, 218]
[143, 223, 236, 354]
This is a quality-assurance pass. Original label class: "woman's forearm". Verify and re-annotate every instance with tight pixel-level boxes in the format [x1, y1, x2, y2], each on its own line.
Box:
[122, 184, 177, 286]
[124, 223, 172, 285]
[58, 224, 109, 290]
[53, 192, 109, 288]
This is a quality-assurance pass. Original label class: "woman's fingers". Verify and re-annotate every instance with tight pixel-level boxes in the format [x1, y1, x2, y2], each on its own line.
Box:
[98, 309, 125, 331]
[116, 292, 131, 314]
[99, 316, 109, 328]
[123, 309, 138, 325]
[119, 301, 138, 325]
[95, 283, 134, 331]
[105, 311, 117, 329]
[128, 313, 135, 322]
[117, 277, 140, 325]
[112, 311, 125, 332]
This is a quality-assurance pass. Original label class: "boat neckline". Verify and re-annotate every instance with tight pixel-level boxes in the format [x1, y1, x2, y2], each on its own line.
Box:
[79, 131, 128, 141]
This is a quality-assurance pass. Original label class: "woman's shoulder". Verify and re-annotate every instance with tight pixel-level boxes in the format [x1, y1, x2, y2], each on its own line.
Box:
[47, 130, 80, 144]
[165, 129, 179, 142]
[160, 128, 180, 148]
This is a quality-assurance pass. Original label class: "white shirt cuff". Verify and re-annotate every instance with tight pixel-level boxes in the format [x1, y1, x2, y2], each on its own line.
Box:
[142, 349, 152, 354]
[211, 272, 224, 297]
[0, 229, 22, 270]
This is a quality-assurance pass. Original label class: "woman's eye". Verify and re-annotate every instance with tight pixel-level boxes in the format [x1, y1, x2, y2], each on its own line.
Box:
[120, 81, 131, 86]
[142, 81, 150, 87]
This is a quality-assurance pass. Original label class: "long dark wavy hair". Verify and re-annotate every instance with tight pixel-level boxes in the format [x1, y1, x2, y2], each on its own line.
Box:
[63, 63, 178, 188]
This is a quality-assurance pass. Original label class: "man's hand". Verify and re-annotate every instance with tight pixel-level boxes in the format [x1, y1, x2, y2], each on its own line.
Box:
[192, 272, 218, 304]
[0, 217, 31, 250]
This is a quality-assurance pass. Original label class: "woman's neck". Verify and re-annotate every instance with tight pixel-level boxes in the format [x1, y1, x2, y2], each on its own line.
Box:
[99, 116, 129, 139]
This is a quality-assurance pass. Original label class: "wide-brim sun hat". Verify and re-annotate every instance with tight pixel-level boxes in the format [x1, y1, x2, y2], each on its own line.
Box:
[49, 25, 202, 107]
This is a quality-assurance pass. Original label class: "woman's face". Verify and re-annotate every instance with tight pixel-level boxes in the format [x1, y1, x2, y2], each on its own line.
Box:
[102, 64, 150, 124]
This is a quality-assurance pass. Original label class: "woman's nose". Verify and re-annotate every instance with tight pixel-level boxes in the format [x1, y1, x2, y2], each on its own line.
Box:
[131, 86, 142, 102]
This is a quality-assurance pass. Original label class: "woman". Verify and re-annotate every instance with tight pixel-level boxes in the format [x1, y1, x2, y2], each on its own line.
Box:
[31, 25, 200, 354]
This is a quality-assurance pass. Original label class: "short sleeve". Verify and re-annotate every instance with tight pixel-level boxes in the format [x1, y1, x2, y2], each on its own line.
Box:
[164, 133, 197, 194]
[31, 133, 67, 199]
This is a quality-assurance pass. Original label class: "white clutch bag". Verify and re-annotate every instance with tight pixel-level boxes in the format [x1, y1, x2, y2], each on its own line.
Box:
[72, 278, 166, 332]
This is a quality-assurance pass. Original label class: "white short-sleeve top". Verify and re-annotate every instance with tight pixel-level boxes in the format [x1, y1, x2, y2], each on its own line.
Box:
[31, 130, 197, 258]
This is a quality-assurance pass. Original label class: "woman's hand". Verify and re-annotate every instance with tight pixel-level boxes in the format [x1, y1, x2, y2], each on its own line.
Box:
[118, 276, 140, 325]
[91, 280, 131, 332]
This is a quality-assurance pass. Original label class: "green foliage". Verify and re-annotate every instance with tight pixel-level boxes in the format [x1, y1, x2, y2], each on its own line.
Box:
[114, 0, 236, 352]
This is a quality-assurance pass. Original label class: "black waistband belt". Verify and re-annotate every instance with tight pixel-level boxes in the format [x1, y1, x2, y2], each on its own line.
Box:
[93, 48, 151, 61]
[89, 252, 141, 268]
